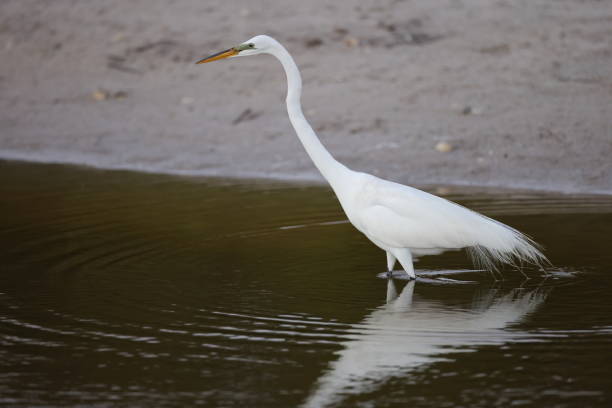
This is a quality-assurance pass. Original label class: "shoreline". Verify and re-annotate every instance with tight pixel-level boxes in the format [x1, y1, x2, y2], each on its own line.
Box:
[3, 152, 611, 196]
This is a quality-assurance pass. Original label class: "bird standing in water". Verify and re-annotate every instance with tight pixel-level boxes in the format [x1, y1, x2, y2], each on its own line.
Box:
[196, 35, 547, 279]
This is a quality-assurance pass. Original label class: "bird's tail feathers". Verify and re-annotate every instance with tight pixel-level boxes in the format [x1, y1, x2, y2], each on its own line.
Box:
[467, 221, 550, 272]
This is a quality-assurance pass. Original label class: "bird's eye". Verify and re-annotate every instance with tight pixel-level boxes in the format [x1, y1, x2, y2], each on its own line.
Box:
[248, 43, 255, 48]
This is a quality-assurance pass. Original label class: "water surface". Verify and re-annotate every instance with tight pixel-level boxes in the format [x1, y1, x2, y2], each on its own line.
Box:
[1, 161, 611, 407]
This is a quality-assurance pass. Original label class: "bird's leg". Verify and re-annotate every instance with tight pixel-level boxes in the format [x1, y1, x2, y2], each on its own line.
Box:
[386, 252, 396, 279]
[391, 248, 416, 280]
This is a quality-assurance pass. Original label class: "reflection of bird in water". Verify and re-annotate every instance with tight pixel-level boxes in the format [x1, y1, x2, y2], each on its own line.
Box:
[301, 280, 549, 408]
[197, 35, 548, 279]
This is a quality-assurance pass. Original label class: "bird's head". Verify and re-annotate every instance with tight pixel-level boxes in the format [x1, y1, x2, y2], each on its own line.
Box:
[196, 35, 276, 64]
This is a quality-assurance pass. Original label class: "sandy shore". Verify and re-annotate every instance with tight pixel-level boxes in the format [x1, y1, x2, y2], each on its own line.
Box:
[1, 0, 611, 193]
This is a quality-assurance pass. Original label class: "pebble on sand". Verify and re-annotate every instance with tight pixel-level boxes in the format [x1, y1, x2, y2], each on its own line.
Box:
[435, 141, 453, 153]
[343, 36, 359, 48]
[111, 33, 125, 43]
[92, 89, 108, 101]
[92, 89, 128, 101]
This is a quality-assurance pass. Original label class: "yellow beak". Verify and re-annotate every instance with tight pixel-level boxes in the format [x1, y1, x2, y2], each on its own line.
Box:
[195, 48, 238, 64]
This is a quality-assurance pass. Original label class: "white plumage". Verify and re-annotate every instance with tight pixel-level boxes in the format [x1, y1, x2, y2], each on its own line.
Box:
[197, 35, 548, 279]
[342, 172, 547, 276]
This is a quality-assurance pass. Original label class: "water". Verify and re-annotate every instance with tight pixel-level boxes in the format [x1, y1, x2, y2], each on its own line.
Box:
[1, 160, 611, 407]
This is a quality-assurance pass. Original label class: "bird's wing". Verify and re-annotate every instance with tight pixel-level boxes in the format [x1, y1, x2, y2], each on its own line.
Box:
[359, 204, 474, 249]
[356, 175, 497, 250]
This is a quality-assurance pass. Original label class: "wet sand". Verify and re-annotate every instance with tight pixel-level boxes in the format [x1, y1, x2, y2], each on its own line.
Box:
[1, 0, 611, 193]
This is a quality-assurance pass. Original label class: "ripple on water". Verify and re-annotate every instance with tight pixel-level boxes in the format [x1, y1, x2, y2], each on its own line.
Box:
[1, 161, 612, 407]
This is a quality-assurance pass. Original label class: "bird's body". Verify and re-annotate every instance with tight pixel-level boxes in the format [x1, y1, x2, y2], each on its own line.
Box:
[325, 168, 544, 278]
[197, 35, 547, 278]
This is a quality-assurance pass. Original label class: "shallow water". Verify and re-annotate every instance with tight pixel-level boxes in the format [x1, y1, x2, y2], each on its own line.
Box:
[1, 161, 611, 407]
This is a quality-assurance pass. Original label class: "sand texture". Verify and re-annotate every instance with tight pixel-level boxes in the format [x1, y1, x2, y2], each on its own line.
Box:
[1, 0, 611, 193]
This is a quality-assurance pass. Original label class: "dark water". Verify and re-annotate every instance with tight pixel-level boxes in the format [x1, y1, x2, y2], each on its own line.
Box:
[1, 161, 611, 408]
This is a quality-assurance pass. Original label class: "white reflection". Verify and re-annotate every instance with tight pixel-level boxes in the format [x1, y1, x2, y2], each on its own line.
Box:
[302, 280, 548, 408]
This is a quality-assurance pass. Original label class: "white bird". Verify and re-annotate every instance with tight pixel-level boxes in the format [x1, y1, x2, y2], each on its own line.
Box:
[196, 35, 548, 279]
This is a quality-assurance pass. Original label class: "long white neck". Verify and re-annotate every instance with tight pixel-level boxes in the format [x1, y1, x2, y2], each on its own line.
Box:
[268, 43, 349, 188]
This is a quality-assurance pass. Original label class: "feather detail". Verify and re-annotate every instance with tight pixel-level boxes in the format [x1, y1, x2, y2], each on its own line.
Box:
[465, 215, 550, 271]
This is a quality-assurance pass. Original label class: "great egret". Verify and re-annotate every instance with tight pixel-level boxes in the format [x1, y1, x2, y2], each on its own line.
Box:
[196, 35, 548, 279]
